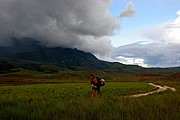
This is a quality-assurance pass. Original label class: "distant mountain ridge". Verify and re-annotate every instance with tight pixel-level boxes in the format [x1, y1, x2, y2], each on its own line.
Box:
[12, 47, 102, 68]
[0, 37, 124, 70]
[1, 37, 179, 73]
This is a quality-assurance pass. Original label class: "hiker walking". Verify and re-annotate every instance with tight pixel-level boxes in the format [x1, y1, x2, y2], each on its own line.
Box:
[90, 75, 105, 97]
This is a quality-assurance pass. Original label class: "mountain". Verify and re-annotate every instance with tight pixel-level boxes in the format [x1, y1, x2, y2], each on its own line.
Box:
[12, 47, 102, 68]
[0, 37, 125, 70]
[1, 38, 179, 74]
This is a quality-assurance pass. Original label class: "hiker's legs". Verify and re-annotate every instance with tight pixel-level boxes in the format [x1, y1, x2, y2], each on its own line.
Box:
[97, 87, 102, 96]
[98, 91, 102, 96]
[91, 88, 95, 97]
[92, 87, 102, 97]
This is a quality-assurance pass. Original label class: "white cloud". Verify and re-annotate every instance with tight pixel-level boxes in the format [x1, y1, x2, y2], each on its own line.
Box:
[115, 56, 148, 67]
[177, 10, 180, 15]
[140, 10, 180, 44]
[112, 42, 180, 67]
[119, 2, 136, 17]
[111, 10, 180, 67]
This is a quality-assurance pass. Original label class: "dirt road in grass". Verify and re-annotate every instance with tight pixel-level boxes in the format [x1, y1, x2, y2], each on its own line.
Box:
[129, 83, 177, 98]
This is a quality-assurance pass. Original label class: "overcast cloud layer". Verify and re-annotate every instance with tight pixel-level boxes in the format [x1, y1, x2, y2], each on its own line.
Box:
[112, 10, 180, 67]
[0, 0, 118, 56]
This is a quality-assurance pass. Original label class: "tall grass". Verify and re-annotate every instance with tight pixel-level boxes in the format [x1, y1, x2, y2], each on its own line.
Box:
[0, 82, 179, 120]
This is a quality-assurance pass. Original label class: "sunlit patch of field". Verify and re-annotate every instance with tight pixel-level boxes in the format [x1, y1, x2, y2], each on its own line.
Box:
[0, 69, 179, 120]
[0, 81, 179, 120]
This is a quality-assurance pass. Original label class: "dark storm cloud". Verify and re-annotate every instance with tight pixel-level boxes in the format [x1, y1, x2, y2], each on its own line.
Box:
[0, 0, 118, 56]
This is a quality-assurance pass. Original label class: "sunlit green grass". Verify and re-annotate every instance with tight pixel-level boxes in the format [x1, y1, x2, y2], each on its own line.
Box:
[0, 82, 155, 100]
[0, 82, 179, 120]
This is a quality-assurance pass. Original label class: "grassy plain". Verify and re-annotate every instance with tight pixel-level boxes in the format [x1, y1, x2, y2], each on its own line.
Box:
[0, 69, 179, 120]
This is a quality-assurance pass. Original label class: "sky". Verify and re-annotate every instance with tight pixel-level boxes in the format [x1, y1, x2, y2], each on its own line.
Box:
[108, 0, 180, 67]
[0, 0, 179, 68]
[110, 0, 180, 46]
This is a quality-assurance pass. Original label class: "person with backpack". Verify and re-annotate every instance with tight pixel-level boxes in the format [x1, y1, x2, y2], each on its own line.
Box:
[90, 75, 105, 97]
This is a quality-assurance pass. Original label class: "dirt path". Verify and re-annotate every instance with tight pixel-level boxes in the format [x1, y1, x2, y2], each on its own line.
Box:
[129, 83, 177, 98]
